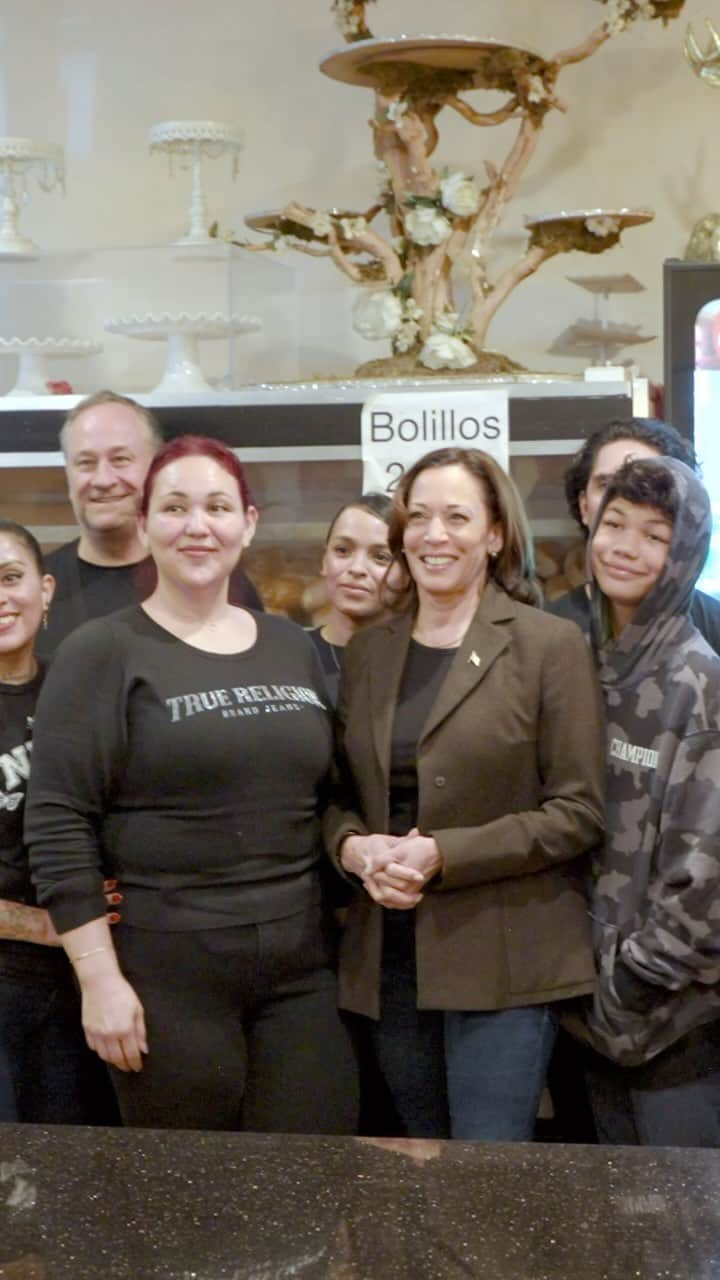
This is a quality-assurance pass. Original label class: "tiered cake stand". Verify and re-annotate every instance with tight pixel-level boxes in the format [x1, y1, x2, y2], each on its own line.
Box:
[149, 121, 243, 247]
[555, 272, 655, 365]
[104, 312, 261, 393]
[0, 138, 65, 259]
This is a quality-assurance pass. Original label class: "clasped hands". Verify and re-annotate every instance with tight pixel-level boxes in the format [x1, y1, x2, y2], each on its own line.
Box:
[340, 828, 442, 909]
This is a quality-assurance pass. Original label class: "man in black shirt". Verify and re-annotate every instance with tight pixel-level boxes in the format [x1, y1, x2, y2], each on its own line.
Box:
[548, 417, 720, 654]
[37, 390, 261, 660]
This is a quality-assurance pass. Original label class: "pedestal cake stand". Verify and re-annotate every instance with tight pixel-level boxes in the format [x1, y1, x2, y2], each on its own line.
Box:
[149, 121, 243, 247]
[104, 312, 261, 393]
[0, 138, 65, 259]
[0, 337, 101, 396]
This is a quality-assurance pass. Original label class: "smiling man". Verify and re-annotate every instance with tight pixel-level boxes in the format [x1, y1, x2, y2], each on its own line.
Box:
[37, 391, 261, 659]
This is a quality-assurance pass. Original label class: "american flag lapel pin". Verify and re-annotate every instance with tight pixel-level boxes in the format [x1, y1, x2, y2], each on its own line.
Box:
[469, 651, 481, 667]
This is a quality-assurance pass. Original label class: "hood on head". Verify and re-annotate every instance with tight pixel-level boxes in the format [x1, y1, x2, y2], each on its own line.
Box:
[588, 456, 712, 662]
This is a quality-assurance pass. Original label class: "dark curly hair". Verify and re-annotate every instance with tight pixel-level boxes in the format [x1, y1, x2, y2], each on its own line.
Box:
[600, 458, 679, 526]
[564, 418, 695, 532]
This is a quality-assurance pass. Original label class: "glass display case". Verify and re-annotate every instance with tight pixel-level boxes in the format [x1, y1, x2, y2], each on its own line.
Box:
[0, 379, 632, 621]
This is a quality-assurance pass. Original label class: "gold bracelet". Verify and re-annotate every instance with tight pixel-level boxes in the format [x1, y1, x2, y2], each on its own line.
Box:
[70, 946, 108, 964]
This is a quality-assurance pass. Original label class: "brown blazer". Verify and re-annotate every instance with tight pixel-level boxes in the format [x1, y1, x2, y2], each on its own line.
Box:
[324, 581, 606, 1019]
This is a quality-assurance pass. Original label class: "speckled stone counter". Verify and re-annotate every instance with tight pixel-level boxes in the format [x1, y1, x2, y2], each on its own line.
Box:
[1, 1126, 719, 1279]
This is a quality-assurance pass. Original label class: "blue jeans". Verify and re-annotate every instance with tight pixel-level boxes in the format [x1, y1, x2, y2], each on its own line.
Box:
[585, 1021, 720, 1147]
[445, 1004, 559, 1141]
[0, 975, 90, 1124]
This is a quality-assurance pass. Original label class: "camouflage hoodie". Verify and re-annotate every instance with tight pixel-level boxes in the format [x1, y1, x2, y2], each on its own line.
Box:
[582, 457, 720, 1066]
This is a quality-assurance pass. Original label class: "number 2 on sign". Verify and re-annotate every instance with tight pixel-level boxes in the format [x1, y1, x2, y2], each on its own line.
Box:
[385, 462, 405, 493]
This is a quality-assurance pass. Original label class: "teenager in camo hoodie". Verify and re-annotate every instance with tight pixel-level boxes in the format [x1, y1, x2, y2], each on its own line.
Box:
[577, 454, 720, 1146]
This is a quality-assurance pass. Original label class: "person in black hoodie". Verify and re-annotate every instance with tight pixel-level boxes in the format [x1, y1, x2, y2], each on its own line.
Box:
[568, 456, 720, 1146]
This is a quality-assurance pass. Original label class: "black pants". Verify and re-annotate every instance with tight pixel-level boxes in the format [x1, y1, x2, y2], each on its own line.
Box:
[110, 907, 359, 1133]
[585, 1022, 720, 1147]
[370, 911, 450, 1138]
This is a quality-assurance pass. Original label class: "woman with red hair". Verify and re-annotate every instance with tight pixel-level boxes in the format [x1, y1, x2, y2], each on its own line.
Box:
[25, 435, 358, 1133]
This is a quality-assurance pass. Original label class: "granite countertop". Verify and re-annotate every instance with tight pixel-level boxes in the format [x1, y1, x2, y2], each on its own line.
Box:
[1, 1125, 719, 1279]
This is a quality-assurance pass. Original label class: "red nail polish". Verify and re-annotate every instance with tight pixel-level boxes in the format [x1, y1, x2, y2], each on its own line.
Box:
[108, 912, 121, 924]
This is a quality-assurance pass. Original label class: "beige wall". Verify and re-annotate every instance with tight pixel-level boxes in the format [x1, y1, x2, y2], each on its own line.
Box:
[0, 0, 717, 389]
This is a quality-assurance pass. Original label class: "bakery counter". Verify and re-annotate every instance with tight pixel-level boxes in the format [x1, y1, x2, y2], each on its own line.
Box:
[1, 1125, 719, 1279]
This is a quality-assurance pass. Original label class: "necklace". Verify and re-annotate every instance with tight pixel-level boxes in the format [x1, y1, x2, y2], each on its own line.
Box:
[412, 628, 467, 649]
[325, 636, 344, 671]
[320, 626, 347, 671]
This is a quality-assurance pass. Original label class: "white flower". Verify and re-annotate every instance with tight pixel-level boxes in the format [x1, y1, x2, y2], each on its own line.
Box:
[434, 310, 460, 335]
[585, 215, 621, 238]
[603, 0, 634, 35]
[339, 215, 367, 239]
[391, 235, 406, 255]
[405, 205, 452, 246]
[526, 74, 548, 105]
[333, 0, 362, 37]
[394, 319, 420, 353]
[386, 99, 408, 124]
[403, 298, 423, 321]
[439, 172, 481, 218]
[309, 212, 333, 238]
[420, 332, 476, 371]
[352, 290, 403, 341]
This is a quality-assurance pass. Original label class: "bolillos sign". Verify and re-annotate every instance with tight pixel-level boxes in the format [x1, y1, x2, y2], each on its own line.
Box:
[361, 389, 510, 494]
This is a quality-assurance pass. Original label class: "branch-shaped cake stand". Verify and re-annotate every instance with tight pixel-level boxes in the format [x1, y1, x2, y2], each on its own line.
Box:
[149, 121, 243, 247]
[0, 338, 101, 396]
[221, 2, 685, 375]
[104, 312, 261, 393]
[0, 138, 64, 259]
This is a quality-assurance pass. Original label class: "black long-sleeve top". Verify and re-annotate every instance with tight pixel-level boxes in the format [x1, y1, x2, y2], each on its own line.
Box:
[26, 607, 333, 934]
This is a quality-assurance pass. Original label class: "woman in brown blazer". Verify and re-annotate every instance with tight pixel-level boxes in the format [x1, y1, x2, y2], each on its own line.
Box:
[325, 446, 606, 1140]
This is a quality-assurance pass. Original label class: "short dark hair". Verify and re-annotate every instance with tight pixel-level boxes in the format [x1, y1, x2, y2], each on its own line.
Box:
[0, 520, 46, 574]
[564, 418, 696, 530]
[140, 434, 255, 515]
[601, 458, 679, 526]
[325, 492, 392, 543]
[388, 446, 542, 609]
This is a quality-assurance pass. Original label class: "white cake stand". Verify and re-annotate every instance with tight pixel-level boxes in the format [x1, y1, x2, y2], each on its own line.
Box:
[104, 312, 262, 393]
[149, 121, 243, 247]
[0, 337, 101, 396]
[0, 138, 64, 259]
